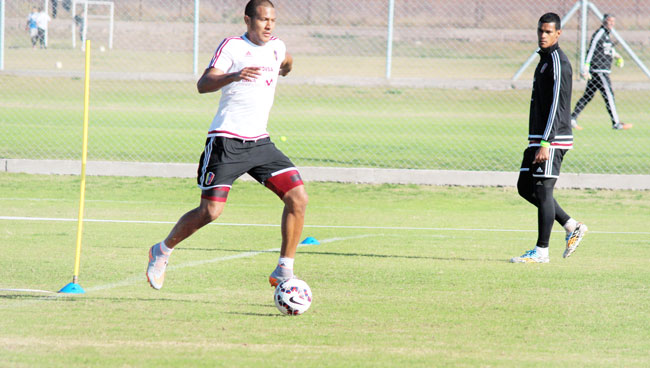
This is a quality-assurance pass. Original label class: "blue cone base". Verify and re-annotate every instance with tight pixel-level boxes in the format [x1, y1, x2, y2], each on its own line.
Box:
[59, 282, 86, 294]
[300, 236, 320, 245]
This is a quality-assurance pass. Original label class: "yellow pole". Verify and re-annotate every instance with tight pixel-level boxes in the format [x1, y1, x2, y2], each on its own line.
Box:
[72, 39, 91, 284]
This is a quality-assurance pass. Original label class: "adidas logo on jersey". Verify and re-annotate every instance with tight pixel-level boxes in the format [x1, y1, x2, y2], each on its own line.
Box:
[536, 167, 544, 173]
[245, 51, 252, 57]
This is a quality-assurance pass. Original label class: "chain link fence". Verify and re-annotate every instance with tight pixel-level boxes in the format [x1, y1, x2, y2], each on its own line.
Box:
[1, 0, 649, 174]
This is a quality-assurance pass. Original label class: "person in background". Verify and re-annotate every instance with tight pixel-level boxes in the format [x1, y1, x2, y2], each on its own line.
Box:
[570, 14, 632, 131]
[25, 7, 39, 48]
[35, 7, 51, 49]
[74, 10, 85, 41]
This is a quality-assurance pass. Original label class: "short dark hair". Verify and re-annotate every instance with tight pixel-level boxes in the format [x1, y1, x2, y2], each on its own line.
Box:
[245, 0, 274, 18]
[539, 12, 561, 30]
[603, 13, 614, 22]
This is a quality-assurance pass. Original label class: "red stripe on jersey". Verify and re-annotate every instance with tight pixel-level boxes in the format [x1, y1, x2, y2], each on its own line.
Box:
[209, 37, 241, 68]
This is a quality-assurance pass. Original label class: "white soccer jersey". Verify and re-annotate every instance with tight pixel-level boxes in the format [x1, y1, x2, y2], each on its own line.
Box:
[36, 12, 50, 30]
[206, 34, 286, 140]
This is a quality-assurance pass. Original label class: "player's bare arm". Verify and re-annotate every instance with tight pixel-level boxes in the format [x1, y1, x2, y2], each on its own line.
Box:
[197, 66, 262, 94]
[279, 52, 293, 76]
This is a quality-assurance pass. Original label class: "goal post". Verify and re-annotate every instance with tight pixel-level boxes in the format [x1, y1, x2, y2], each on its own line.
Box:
[71, 0, 114, 49]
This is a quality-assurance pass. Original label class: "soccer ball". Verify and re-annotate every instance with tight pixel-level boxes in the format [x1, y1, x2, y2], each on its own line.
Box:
[274, 278, 312, 315]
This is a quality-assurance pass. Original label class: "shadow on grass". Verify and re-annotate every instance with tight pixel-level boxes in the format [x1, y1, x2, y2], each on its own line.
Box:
[0, 294, 63, 301]
[185, 247, 504, 263]
[224, 311, 282, 317]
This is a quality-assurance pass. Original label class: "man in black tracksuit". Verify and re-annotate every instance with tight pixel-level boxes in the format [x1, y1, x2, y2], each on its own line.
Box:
[511, 13, 588, 263]
[571, 14, 632, 130]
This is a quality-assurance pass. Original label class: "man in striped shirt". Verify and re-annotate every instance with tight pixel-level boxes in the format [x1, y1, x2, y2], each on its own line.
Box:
[511, 13, 587, 264]
[571, 14, 632, 130]
[146, 0, 308, 290]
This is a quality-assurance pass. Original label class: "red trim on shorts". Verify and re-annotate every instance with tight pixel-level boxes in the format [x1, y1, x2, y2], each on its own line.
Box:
[265, 170, 303, 198]
[201, 187, 230, 202]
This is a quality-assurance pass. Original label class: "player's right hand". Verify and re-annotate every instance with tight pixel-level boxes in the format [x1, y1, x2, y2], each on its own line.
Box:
[237, 66, 261, 81]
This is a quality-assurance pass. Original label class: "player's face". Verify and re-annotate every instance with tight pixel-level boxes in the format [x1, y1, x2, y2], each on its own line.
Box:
[537, 22, 561, 50]
[604, 16, 616, 30]
[245, 6, 276, 46]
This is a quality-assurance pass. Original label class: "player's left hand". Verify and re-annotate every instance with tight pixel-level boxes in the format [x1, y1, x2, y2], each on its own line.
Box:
[279, 52, 293, 76]
[615, 56, 624, 68]
[533, 146, 550, 164]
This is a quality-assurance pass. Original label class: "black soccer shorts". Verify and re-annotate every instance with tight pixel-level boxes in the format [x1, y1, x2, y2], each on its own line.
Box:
[197, 136, 302, 197]
[519, 146, 567, 179]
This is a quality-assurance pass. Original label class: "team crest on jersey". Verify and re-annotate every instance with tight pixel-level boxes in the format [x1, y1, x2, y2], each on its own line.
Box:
[540, 63, 548, 73]
[205, 172, 215, 185]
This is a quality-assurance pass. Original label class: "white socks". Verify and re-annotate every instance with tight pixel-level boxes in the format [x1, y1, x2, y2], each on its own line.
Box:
[534, 246, 549, 258]
[563, 218, 578, 234]
[278, 257, 294, 269]
[160, 241, 174, 256]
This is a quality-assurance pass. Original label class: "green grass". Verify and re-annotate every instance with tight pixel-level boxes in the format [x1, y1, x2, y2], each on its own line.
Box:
[1, 173, 650, 366]
[4, 36, 649, 82]
[1, 74, 649, 174]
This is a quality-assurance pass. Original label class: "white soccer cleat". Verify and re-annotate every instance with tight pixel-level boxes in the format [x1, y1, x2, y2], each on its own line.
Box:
[564, 222, 588, 258]
[146, 243, 169, 290]
[510, 249, 549, 263]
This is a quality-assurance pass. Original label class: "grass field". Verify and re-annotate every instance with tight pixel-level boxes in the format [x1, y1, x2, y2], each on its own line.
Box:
[1, 173, 649, 367]
[1, 73, 649, 174]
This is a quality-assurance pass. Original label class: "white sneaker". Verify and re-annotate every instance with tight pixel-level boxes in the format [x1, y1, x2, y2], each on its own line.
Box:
[564, 222, 588, 258]
[146, 243, 169, 290]
[510, 249, 549, 263]
[613, 122, 633, 130]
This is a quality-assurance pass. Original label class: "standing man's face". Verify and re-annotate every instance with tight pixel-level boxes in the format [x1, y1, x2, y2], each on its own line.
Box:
[604, 16, 616, 30]
[537, 22, 561, 49]
[245, 6, 276, 46]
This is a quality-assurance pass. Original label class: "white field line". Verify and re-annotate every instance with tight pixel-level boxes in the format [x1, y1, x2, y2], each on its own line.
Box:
[0, 215, 649, 235]
[87, 233, 376, 293]
[0, 234, 377, 307]
[0, 288, 56, 294]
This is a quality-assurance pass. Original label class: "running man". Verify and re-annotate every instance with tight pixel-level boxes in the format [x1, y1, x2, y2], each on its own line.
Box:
[511, 13, 587, 264]
[571, 14, 632, 130]
[146, 0, 308, 289]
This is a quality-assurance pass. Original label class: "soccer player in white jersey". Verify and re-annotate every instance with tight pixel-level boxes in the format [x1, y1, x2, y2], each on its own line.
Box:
[147, 0, 308, 290]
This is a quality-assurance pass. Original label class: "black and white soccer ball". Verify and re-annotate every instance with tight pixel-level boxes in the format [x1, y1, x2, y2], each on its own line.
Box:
[274, 278, 312, 316]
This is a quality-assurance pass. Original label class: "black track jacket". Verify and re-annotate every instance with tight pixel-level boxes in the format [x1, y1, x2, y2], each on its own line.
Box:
[528, 43, 573, 149]
[585, 26, 614, 73]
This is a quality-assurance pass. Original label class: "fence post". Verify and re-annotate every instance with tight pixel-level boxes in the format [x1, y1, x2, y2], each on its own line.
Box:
[579, 0, 588, 68]
[193, 0, 200, 75]
[385, 0, 395, 79]
[0, 0, 4, 71]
